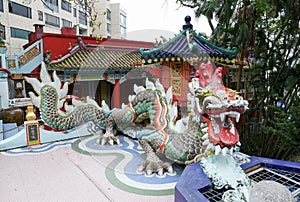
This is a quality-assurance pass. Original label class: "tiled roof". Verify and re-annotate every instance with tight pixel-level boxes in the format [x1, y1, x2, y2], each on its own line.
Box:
[140, 29, 237, 65]
[48, 41, 144, 71]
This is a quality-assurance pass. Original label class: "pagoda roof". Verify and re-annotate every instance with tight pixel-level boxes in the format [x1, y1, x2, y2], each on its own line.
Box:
[140, 24, 237, 65]
[48, 38, 146, 71]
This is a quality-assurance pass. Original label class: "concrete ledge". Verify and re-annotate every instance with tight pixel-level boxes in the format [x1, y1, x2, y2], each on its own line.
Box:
[175, 162, 211, 202]
[0, 122, 92, 151]
[175, 156, 300, 202]
[0, 128, 27, 150]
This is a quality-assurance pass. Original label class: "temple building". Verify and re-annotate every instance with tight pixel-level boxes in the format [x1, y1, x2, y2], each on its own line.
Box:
[0, 24, 153, 116]
[46, 37, 154, 108]
[1, 16, 250, 120]
[139, 16, 238, 115]
[37, 16, 238, 116]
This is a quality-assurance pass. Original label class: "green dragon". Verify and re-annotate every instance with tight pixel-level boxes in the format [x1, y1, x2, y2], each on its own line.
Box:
[25, 61, 248, 176]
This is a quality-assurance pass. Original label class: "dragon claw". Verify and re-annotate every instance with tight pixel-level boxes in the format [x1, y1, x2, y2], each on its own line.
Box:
[167, 166, 174, 174]
[108, 139, 114, 146]
[100, 138, 106, 145]
[138, 158, 173, 176]
[137, 165, 144, 173]
[157, 168, 164, 176]
[97, 135, 120, 146]
[146, 170, 152, 176]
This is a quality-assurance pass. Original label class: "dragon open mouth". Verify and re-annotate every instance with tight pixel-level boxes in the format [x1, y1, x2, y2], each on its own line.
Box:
[205, 109, 241, 148]
[201, 95, 248, 155]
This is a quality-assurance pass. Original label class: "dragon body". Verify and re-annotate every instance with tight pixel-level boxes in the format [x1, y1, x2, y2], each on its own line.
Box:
[25, 62, 248, 175]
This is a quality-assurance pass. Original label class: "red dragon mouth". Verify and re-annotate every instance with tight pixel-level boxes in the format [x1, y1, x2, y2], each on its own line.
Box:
[203, 107, 244, 148]
[200, 95, 248, 155]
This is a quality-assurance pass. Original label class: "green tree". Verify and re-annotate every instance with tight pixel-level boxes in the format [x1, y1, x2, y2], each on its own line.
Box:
[177, 0, 300, 160]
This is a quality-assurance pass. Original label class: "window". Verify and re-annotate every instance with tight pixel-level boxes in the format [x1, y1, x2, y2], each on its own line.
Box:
[106, 9, 111, 20]
[79, 28, 87, 35]
[120, 26, 126, 38]
[44, 0, 58, 13]
[120, 14, 126, 25]
[8, 1, 32, 18]
[73, 8, 77, 17]
[45, 13, 60, 27]
[61, 0, 71, 12]
[79, 11, 87, 25]
[62, 19, 72, 28]
[107, 23, 111, 33]
[45, 0, 58, 6]
[38, 10, 43, 21]
[78, 2, 91, 15]
[10, 27, 30, 40]
[0, 0, 3, 12]
[0, 24, 5, 39]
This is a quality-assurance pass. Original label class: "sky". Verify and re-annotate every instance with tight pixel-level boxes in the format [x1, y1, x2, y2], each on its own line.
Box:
[110, 0, 215, 42]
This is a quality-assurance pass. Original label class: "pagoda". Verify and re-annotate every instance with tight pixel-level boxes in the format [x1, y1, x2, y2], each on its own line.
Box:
[140, 16, 237, 114]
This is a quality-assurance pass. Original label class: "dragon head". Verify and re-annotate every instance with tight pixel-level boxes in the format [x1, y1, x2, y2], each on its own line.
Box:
[194, 61, 249, 153]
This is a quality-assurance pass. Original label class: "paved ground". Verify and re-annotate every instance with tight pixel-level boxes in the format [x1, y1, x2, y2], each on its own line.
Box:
[0, 138, 176, 202]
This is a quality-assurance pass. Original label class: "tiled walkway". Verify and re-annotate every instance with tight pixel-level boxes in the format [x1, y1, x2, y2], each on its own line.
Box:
[0, 137, 179, 202]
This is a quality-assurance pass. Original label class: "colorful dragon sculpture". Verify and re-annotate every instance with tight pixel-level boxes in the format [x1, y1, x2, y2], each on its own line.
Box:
[25, 61, 248, 176]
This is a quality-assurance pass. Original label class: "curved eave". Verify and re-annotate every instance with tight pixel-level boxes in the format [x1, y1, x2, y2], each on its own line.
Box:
[140, 30, 186, 55]
[194, 31, 237, 55]
[140, 29, 237, 65]
[47, 49, 145, 71]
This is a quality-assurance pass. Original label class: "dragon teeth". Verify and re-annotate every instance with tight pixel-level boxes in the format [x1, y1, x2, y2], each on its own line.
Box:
[220, 113, 225, 122]
[236, 113, 240, 122]
[215, 145, 221, 155]
[222, 147, 228, 156]
[219, 111, 241, 123]
[230, 121, 235, 134]
[212, 118, 220, 133]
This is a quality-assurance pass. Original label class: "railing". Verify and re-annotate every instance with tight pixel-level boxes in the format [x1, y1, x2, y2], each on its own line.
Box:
[6, 39, 43, 74]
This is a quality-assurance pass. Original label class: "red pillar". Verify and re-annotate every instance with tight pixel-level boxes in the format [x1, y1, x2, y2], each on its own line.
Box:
[113, 79, 121, 108]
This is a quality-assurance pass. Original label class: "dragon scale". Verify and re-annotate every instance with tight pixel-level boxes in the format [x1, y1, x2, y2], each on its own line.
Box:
[25, 62, 248, 176]
[40, 85, 106, 130]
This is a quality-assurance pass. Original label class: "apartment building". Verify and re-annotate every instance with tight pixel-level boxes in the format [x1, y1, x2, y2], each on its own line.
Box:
[110, 3, 126, 39]
[0, 0, 127, 56]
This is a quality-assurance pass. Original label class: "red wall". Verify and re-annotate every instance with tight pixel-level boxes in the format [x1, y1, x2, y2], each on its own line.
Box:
[25, 31, 153, 62]
[40, 34, 153, 61]
[42, 35, 104, 61]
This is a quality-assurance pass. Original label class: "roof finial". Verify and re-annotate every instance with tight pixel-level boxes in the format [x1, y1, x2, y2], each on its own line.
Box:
[183, 15, 193, 30]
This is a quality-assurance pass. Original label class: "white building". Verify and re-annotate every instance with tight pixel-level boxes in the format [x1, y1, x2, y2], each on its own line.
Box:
[0, 0, 127, 56]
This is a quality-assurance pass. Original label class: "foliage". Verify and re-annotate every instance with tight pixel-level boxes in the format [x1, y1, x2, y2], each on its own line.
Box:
[67, 0, 106, 36]
[0, 37, 8, 47]
[177, 0, 300, 160]
[0, 38, 5, 46]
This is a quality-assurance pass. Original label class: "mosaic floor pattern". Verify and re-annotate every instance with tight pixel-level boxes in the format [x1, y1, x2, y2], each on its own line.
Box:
[72, 135, 184, 196]
[2, 135, 184, 196]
